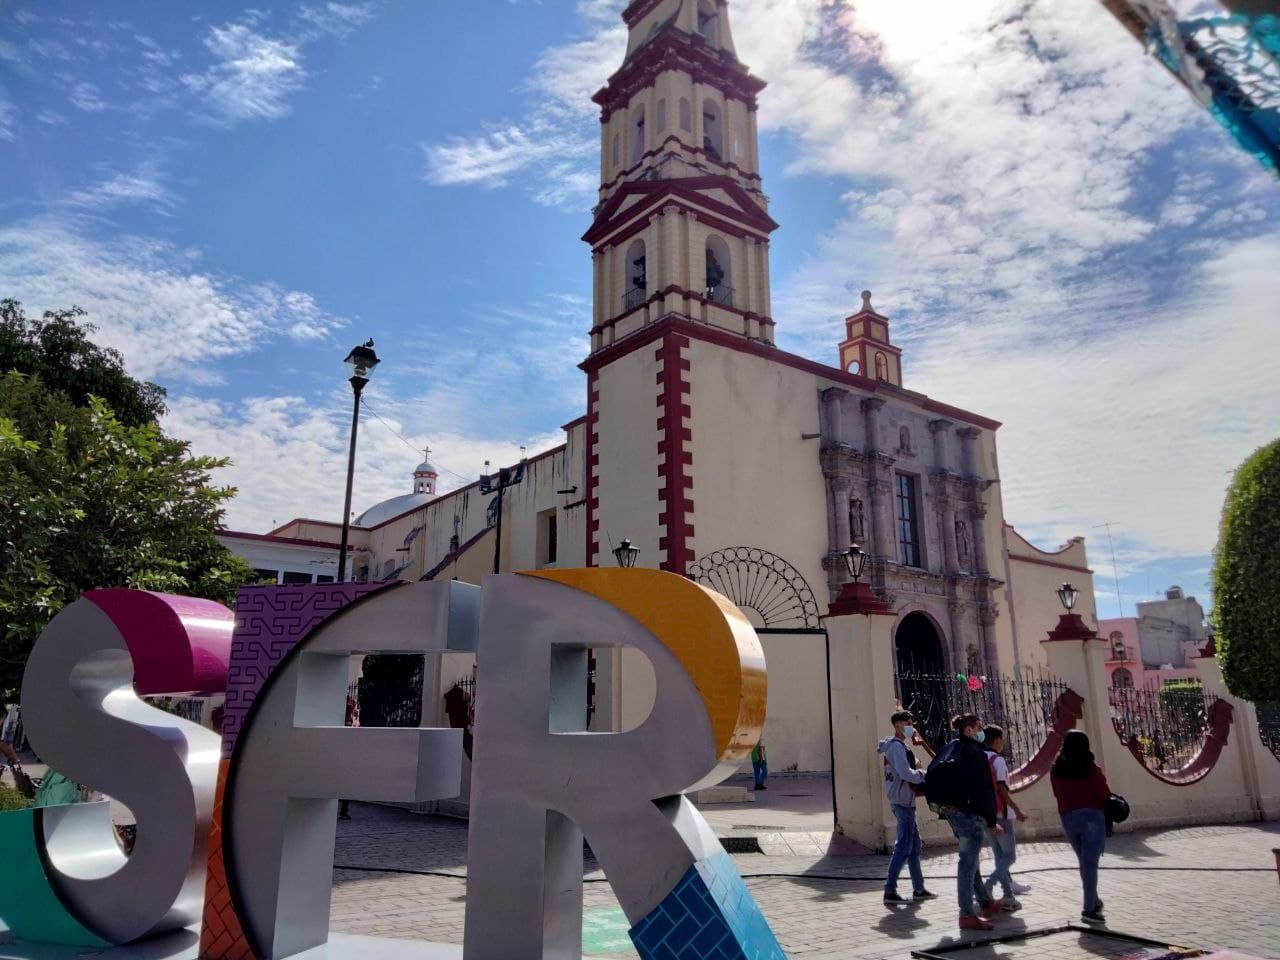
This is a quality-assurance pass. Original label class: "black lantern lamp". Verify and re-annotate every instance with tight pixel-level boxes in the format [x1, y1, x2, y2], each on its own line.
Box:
[1056, 582, 1080, 612]
[843, 542, 867, 582]
[613, 538, 640, 568]
[344, 339, 380, 383]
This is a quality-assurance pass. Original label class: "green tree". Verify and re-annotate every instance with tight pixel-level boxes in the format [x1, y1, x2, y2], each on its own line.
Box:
[0, 299, 166, 427]
[1213, 438, 1280, 703]
[0, 372, 255, 699]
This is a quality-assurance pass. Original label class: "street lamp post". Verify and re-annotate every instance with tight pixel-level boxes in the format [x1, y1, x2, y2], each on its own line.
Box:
[479, 458, 526, 575]
[337, 340, 380, 583]
[612, 538, 640, 568]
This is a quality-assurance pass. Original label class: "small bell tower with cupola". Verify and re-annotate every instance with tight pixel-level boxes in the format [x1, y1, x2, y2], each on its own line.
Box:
[413, 448, 439, 496]
[838, 290, 903, 387]
[584, 0, 779, 353]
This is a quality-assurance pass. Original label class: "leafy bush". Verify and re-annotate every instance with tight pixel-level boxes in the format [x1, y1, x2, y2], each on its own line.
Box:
[1213, 439, 1280, 703]
[0, 780, 31, 811]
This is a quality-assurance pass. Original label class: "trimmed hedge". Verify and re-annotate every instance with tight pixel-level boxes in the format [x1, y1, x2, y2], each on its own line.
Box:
[1213, 439, 1280, 703]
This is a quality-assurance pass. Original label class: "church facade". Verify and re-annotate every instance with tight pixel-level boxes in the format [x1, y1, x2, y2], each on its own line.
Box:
[237, 0, 1099, 770]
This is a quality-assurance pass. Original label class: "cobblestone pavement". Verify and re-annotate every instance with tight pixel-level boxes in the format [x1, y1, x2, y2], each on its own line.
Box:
[331, 803, 1280, 960]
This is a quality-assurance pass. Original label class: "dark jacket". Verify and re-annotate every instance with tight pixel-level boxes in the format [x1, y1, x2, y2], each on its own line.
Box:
[951, 735, 999, 827]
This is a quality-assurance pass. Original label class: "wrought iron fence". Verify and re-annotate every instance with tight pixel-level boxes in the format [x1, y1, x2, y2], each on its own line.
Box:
[358, 654, 424, 727]
[705, 283, 734, 306]
[1257, 702, 1280, 763]
[893, 663, 1071, 767]
[147, 696, 209, 726]
[1109, 682, 1220, 773]
[623, 286, 647, 311]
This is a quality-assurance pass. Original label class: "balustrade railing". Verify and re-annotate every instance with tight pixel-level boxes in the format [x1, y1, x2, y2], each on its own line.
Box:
[1259, 702, 1280, 763]
[622, 286, 647, 311]
[705, 283, 734, 307]
[1109, 681, 1220, 773]
[893, 663, 1071, 770]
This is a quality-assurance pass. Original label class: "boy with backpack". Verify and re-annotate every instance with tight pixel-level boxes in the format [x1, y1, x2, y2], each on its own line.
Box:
[924, 713, 1004, 931]
[983, 724, 1026, 910]
[877, 711, 935, 904]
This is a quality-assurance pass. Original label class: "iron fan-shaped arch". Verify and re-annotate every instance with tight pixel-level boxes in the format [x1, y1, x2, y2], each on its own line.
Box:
[686, 547, 821, 630]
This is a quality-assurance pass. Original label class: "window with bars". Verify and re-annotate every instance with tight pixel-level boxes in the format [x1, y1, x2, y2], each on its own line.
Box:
[896, 473, 921, 568]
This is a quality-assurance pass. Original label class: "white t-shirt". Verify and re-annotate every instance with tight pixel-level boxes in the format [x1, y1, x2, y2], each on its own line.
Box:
[987, 750, 1010, 818]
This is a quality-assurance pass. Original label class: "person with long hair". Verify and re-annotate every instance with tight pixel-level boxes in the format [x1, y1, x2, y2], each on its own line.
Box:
[1050, 730, 1111, 925]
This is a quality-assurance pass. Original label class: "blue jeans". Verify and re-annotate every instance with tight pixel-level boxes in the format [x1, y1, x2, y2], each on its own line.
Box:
[985, 817, 1017, 897]
[1061, 808, 1106, 913]
[885, 803, 924, 894]
[947, 810, 994, 917]
[752, 758, 767, 789]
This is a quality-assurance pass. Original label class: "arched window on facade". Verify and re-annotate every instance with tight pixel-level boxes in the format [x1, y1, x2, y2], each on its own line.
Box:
[1112, 667, 1134, 689]
[624, 239, 647, 311]
[875, 352, 889, 380]
[697, 1, 718, 44]
[679, 98, 692, 133]
[1109, 631, 1128, 660]
[656, 98, 667, 134]
[702, 99, 723, 161]
[704, 235, 731, 305]
[630, 106, 646, 164]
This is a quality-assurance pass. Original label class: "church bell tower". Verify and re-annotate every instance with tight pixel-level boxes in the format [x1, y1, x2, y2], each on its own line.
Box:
[584, 0, 779, 353]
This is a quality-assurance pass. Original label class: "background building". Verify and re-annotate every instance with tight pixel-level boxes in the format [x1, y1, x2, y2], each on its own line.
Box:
[222, 0, 1101, 774]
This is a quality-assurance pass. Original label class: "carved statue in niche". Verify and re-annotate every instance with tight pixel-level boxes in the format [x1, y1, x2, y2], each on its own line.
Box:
[847, 498, 866, 543]
[898, 425, 911, 452]
[875, 352, 889, 380]
[955, 519, 970, 568]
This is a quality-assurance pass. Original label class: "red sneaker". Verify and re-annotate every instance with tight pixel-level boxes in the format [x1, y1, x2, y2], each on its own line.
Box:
[959, 915, 995, 931]
[980, 900, 1005, 919]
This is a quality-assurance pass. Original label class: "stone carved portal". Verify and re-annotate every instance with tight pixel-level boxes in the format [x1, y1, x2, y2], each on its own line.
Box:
[687, 548, 821, 630]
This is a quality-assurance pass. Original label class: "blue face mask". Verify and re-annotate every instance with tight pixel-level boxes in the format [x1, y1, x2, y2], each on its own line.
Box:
[975, 730, 987, 744]
[902, 724, 915, 739]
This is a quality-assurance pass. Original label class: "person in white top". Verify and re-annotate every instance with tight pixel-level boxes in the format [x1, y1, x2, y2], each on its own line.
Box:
[983, 725, 1028, 910]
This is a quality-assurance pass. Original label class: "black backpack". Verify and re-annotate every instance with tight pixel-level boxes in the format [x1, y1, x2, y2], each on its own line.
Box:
[923, 739, 970, 810]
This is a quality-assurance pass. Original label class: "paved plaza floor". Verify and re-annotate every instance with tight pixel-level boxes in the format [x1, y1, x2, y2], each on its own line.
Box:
[330, 792, 1280, 960]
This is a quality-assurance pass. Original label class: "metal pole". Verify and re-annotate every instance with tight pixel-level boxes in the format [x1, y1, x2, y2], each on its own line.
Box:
[492, 486, 504, 575]
[823, 629, 839, 832]
[337, 376, 366, 583]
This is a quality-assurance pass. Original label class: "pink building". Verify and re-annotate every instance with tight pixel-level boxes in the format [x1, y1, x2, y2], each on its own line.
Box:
[1100, 586, 1208, 690]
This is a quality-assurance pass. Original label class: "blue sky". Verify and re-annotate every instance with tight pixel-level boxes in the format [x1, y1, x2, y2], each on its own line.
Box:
[1, 0, 1276, 621]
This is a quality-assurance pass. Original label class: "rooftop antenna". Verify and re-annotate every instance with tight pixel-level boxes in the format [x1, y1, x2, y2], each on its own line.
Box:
[1093, 521, 1124, 616]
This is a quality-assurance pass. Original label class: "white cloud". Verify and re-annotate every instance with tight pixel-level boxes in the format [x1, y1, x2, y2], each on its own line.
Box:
[70, 81, 106, 111]
[0, 217, 346, 382]
[65, 163, 174, 211]
[421, 0, 624, 206]
[182, 22, 305, 122]
[298, 2, 375, 38]
[0, 92, 14, 140]
[166, 392, 566, 533]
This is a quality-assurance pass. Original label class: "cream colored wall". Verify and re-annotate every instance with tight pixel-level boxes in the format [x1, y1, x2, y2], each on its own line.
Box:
[1003, 525, 1099, 673]
[759, 633, 831, 773]
[684, 340, 829, 609]
[594, 352, 663, 568]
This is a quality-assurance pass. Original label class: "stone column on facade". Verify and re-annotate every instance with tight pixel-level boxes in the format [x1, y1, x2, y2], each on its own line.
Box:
[831, 476, 853, 553]
[822, 387, 847, 445]
[660, 205, 679, 310]
[758, 241, 773, 341]
[929, 418, 953, 470]
[947, 598, 967, 674]
[861, 397, 891, 561]
[939, 492, 959, 573]
[825, 590, 898, 849]
[957, 426, 980, 477]
[592, 249, 605, 330]
[970, 502, 991, 577]
[678, 208, 691, 293]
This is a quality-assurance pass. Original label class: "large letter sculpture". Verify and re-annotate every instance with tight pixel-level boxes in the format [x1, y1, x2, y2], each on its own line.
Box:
[2, 571, 786, 960]
[465, 570, 784, 960]
[0, 589, 233, 945]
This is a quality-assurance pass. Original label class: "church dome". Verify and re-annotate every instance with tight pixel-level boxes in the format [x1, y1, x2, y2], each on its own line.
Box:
[353, 491, 431, 528]
[414, 459, 438, 476]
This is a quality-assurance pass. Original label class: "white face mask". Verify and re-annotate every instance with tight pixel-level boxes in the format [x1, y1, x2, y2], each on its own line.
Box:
[901, 724, 916, 739]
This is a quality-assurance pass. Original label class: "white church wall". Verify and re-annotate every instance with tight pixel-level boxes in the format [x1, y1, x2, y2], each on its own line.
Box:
[1002, 524, 1099, 674]
[758, 632, 832, 773]
[684, 339, 830, 605]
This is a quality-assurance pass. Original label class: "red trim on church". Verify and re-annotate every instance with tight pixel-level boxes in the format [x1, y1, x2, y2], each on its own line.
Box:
[583, 175, 778, 246]
[585, 372, 601, 566]
[581, 315, 1002, 431]
[592, 28, 766, 121]
[655, 333, 695, 573]
[599, 136, 764, 195]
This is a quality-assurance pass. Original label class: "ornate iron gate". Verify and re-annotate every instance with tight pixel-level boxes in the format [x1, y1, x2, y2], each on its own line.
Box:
[686, 547, 822, 632]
